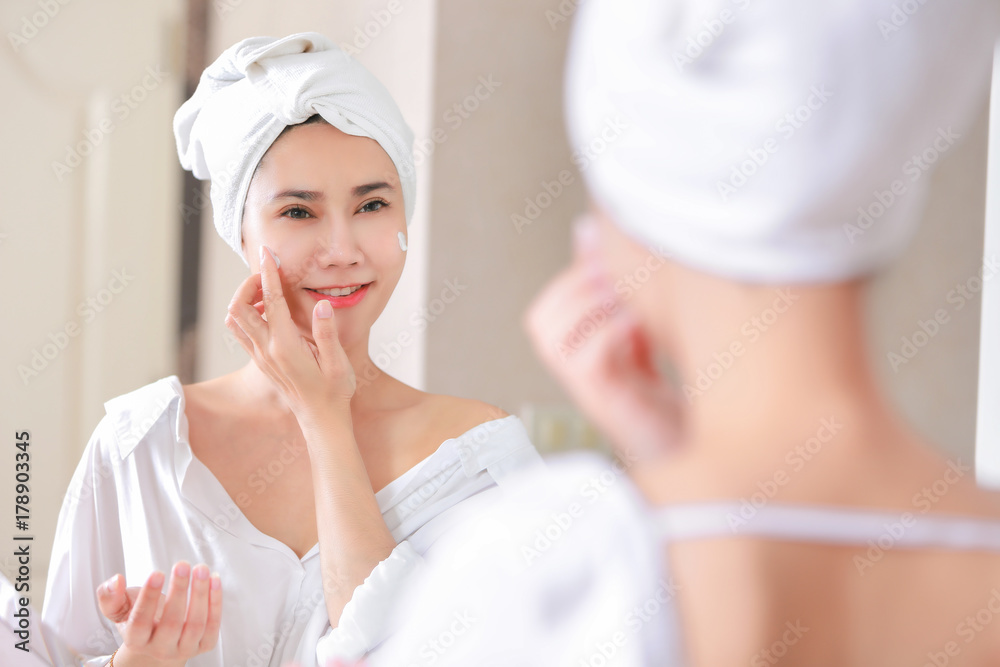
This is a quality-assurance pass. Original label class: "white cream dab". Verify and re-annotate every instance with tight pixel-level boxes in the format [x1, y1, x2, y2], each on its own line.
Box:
[398, 231, 407, 251]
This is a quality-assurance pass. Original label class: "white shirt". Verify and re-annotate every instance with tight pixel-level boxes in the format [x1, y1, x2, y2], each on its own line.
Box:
[40, 374, 544, 667]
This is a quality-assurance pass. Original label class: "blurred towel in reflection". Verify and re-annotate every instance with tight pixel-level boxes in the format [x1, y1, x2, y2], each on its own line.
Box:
[173, 32, 416, 268]
[564, 0, 1000, 283]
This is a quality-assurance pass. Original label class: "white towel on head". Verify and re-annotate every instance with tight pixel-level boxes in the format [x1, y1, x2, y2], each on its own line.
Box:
[173, 32, 416, 267]
[564, 0, 1000, 284]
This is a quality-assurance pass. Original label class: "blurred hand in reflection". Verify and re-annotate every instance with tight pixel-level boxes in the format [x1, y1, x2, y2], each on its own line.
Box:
[523, 210, 683, 462]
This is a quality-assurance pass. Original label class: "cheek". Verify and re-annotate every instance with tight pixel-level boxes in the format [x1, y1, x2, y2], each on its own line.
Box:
[362, 226, 407, 273]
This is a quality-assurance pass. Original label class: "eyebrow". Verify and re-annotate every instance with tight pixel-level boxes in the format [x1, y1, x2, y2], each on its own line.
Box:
[270, 181, 395, 202]
[352, 181, 394, 197]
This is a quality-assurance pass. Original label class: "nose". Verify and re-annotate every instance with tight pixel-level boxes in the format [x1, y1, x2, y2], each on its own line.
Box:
[313, 216, 364, 267]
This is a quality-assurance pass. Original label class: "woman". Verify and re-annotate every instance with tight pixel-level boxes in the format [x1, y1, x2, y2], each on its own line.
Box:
[367, 0, 1000, 665]
[40, 33, 542, 667]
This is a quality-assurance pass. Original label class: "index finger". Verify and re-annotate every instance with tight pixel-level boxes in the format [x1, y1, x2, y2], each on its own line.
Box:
[258, 244, 298, 339]
[121, 571, 165, 646]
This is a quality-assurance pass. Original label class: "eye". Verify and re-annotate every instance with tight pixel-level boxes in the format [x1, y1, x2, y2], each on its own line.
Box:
[358, 199, 388, 214]
[281, 206, 312, 220]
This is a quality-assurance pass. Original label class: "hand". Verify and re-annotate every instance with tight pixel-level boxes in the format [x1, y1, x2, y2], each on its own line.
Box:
[225, 244, 356, 422]
[97, 561, 222, 664]
[522, 214, 682, 461]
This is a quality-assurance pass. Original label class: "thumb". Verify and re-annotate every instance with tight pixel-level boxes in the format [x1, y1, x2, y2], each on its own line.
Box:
[312, 299, 341, 367]
[96, 574, 132, 623]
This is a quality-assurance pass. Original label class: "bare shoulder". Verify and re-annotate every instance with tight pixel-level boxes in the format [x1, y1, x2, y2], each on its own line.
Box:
[421, 393, 511, 442]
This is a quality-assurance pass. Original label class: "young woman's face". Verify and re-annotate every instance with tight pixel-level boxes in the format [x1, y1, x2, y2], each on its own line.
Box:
[240, 121, 407, 348]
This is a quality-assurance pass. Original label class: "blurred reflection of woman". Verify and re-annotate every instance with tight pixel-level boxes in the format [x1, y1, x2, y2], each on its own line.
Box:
[367, 1, 1000, 665]
[41, 33, 542, 667]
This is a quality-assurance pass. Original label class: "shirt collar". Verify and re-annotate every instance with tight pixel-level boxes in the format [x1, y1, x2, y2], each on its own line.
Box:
[102, 374, 185, 460]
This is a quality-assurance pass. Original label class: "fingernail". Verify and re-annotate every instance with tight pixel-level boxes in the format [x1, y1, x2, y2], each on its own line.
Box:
[148, 571, 164, 588]
[175, 562, 191, 578]
[316, 299, 333, 319]
[259, 244, 280, 269]
[194, 565, 210, 580]
[101, 574, 119, 594]
[211, 573, 222, 590]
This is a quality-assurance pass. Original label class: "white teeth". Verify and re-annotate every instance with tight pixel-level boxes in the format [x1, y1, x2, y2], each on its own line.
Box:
[311, 284, 365, 297]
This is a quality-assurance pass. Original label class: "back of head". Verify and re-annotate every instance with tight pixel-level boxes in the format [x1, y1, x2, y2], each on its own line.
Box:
[564, 0, 1000, 284]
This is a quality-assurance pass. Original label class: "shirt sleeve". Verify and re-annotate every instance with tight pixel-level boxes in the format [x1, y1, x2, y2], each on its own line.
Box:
[41, 414, 126, 667]
[314, 540, 426, 663]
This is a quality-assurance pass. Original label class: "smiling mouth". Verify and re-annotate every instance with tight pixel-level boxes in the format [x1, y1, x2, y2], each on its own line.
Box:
[305, 283, 371, 297]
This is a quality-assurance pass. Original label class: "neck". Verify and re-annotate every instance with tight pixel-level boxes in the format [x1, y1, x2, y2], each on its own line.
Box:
[657, 271, 903, 467]
[237, 332, 390, 417]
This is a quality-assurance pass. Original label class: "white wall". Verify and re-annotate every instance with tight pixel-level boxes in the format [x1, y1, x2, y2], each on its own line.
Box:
[1, 0, 184, 599]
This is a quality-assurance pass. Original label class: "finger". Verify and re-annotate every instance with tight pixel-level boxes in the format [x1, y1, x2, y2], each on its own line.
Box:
[149, 561, 191, 650]
[96, 574, 131, 624]
[258, 244, 299, 343]
[224, 312, 256, 357]
[524, 263, 618, 365]
[311, 299, 342, 374]
[228, 275, 270, 350]
[198, 573, 223, 653]
[229, 272, 264, 313]
[177, 564, 211, 655]
[121, 570, 165, 646]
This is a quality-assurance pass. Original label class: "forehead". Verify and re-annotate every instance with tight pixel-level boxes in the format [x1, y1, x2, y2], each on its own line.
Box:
[255, 121, 401, 189]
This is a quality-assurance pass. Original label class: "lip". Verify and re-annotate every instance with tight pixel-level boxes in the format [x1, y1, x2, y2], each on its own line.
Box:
[308, 283, 370, 290]
[304, 282, 372, 308]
